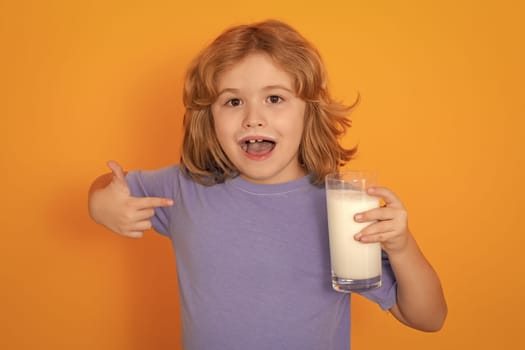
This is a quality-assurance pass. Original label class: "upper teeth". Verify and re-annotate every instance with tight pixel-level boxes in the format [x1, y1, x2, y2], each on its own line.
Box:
[248, 139, 264, 143]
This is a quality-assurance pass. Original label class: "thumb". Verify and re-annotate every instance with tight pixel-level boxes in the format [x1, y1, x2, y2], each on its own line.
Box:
[107, 160, 127, 186]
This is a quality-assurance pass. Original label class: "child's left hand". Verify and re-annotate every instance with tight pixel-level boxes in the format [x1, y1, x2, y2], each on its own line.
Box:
[353, 186, 411, 256]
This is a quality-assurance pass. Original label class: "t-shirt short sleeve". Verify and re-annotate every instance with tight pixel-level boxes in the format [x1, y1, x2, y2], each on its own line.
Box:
[125, 166, 178, 237]
[358, 251, 398, 310]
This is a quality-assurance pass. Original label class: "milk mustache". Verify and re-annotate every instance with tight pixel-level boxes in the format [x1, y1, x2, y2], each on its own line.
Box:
[326, 189, 381, 280]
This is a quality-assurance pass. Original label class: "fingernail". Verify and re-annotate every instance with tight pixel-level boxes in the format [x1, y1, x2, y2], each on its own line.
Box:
[354, 214, 362, 221]
[368, 187, 376, 193]
[167, 200, 174, 206]
[354, 233, 362, 241]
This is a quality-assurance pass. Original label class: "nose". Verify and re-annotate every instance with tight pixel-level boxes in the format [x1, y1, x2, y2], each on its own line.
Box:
[243, 104, 266, 128]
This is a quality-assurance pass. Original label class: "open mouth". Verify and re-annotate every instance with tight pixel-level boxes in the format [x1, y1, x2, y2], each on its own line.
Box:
[240, 138, 276, 155]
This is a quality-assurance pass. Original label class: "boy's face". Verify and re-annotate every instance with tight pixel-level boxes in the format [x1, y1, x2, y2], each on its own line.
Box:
[211, 53, 307, 184]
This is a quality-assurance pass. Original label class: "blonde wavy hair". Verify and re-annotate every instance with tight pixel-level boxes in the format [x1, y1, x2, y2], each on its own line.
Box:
[180, 19, 357, 185]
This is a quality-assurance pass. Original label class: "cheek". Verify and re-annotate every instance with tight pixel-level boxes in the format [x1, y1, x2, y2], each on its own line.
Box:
[286, 110, 306, 141]
[213, 119, 237, 151]
[277, 123, 304, 149]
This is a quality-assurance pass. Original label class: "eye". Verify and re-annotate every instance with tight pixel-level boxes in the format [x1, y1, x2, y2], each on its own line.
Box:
[226, 98, 242, 107]
[267, 95, 283, 104]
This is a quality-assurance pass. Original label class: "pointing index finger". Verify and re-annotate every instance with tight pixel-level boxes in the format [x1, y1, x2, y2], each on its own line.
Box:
[135, 196, 174, 209]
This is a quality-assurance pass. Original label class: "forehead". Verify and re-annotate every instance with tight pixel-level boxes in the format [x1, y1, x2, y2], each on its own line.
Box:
[215, 53, 294, 90]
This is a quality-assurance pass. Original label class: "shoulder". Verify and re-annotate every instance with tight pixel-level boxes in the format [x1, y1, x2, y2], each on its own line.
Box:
[128, 164, 184, 181]
[126, 164, 194, 198]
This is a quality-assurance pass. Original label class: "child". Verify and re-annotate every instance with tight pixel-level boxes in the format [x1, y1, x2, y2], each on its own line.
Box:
[88, 19, 447, 350]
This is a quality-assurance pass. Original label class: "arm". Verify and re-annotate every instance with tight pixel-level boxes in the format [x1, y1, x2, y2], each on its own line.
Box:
[354, 187, 447, 332]
[385, 234, 447, 331]
[88, 160, 173, 238]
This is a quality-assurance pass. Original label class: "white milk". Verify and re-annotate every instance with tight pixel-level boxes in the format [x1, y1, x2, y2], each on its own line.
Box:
[326, 189, 381, 280]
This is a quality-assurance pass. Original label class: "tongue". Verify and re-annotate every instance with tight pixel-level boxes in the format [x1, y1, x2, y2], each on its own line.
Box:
[246, 141, 274, 155]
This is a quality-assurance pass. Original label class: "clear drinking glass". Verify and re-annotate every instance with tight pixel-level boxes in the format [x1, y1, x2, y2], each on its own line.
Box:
[325, 171, 382, 293]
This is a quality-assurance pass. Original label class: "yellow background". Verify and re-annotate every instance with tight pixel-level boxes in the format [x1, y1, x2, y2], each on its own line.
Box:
[2, 0, 524, 349]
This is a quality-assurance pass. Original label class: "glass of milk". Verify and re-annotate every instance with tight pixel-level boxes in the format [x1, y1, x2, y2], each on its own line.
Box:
[325, 171, 382, 293]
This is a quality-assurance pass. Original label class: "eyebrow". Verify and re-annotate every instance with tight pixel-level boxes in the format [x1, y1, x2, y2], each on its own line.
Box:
[216, 85, 294, 96]
[263, 85, 294, 92]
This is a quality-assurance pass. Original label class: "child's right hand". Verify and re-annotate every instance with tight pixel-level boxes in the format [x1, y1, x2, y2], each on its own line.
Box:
[88, 160, 173, 238]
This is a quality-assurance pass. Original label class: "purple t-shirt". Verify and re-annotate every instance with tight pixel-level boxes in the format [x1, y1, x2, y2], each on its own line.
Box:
[127, 165, 397, 350]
